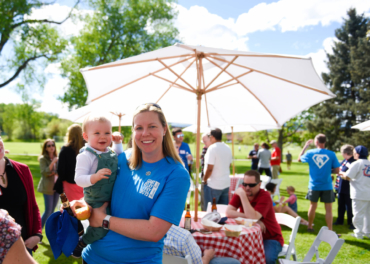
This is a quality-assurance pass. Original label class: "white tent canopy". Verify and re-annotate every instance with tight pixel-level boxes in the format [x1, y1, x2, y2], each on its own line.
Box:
[352, 120, 370, 131]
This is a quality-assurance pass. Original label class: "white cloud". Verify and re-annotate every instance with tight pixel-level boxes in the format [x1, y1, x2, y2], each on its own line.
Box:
[234, 0, 370, 35]
[306, 37, 337, 76]
[175, 5, 249, 51]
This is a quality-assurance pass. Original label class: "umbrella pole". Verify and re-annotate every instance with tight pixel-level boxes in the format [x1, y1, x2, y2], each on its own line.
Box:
[119, 115, 122, 133]
[232, 126, 235, 176]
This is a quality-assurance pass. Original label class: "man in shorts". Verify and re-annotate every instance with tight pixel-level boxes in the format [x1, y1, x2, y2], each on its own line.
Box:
[298, 134, 340, 231]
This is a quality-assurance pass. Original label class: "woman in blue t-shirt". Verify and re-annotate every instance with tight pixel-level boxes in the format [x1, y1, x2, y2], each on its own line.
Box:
[70, 103, 190, 264]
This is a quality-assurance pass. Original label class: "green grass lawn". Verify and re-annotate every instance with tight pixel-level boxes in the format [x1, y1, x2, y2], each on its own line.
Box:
[4, 148, 370, 263]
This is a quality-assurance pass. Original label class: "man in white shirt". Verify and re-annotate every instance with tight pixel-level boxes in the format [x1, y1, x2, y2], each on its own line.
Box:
[203, 128, 232, 210]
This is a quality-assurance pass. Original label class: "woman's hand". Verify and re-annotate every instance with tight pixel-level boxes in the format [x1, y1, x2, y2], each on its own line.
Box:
[24, 236, 40, 250]
[89, 202, 108, 228]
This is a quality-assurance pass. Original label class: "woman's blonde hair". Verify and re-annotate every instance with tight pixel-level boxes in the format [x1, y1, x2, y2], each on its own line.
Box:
[65, 124, 84, 155]
[39, 139, 57, 161]
[129, 104, 183, 170]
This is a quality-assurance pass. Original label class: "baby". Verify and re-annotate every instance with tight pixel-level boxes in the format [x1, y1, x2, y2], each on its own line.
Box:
[282, 186, 298, 213]
[73, 115, 123, 258]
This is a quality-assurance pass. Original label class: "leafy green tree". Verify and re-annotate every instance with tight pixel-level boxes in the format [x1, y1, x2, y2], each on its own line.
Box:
[307, 9, 370, 150]
[46, 117, 73, 138]
[2, 104, 16, 140]
[59, 0, 179, 108]
[0, 0, 78, 89]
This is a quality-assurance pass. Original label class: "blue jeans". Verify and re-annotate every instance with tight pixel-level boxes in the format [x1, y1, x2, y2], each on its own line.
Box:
[210, 257, 241, 264]
[203, 184, 229, 210]
[41, 192, 59, 228]
[27, 247, 33, 256]
[264, 239, 282, 264]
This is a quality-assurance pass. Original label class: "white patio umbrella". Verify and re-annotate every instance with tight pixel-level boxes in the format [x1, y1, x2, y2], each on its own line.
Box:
[183, 123, 281, 175]
[79, 44, 335, 220]
[59, 104, 132, 132]
[352, 120, 370, 131]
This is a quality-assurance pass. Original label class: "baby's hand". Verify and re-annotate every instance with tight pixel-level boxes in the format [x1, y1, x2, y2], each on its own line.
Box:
[112, 132, 123, 144]
[91, 168, 111, 184]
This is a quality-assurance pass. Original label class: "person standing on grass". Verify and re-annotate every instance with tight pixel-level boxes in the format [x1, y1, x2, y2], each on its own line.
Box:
[270, 140, 281, 179]
[200, 133, 212, 211]
[339, 145, 370, 239]
[298, 134, 340, 231]
[286, 151, 292, 170]
[173, 128, 193, 173]
[257, 143, 271, 177]
[333, 144, 355, 230]
[37, 139, 59, 229]
[248, 143, 259, 170]
[203, 128, 232, 209]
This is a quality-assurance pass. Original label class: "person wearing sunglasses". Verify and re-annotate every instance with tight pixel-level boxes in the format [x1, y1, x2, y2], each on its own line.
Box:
[226, 170, 284, 264]
[37, 139, 59, 229]
[172, 127, 193, 173]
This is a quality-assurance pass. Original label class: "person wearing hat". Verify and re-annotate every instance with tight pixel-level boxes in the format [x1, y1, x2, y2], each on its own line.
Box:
[339, 145, 370, 239]
[270, 140, 281, 179]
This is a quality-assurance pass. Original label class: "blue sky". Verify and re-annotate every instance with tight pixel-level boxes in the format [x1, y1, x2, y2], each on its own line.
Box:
[1, 0, 370, 115]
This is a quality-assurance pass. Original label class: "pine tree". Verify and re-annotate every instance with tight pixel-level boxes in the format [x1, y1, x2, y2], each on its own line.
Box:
[307, 9, 370, 151]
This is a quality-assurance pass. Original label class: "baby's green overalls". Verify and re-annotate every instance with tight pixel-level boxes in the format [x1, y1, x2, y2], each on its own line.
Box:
[82, 147, 118, 244]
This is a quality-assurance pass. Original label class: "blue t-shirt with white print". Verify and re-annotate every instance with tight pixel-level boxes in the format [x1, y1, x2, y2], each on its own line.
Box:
[301, 148, 340, 191]
[82, 152, 190, 264]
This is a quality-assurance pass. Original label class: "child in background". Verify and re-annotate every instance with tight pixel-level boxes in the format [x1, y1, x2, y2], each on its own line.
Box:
[282, 186, 298, 213]
[266, 183, 309, 225]
[72, 115, 123, 258]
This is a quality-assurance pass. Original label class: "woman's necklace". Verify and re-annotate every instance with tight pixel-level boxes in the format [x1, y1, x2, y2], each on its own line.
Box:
[0, 162, 6, 186]
[142, 160, 161, 176]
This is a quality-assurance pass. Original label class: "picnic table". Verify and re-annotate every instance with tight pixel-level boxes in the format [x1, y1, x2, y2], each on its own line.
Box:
[180, 212, 266, 264]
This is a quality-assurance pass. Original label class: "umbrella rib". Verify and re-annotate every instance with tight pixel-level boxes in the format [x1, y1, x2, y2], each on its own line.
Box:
[156, 58, 197, 103]
[206, 57, 279, 125]
[204, 82, 239, 93]
[206, 53, 306, 60]
[208, 55, 330, 95]
[157, 59, 195, 90]
[90, 57, 195, 102]
[199, 58, 210, 126]
[205, 56, 238, 89]
[85, 54, 195, 71]
[151, 73, 195, 93]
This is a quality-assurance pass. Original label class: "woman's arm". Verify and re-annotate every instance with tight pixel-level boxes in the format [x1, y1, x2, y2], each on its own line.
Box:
[39, 157, 52, 177]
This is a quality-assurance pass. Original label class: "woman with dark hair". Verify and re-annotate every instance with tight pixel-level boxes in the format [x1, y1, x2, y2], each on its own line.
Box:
[70, 103, 190, 264]
[0, 136, 42, 255]
[37, 139, 59, 229]
[257, 142, 271, 177]
[340, 145, 370, 239]
[55, 124, 85, 201]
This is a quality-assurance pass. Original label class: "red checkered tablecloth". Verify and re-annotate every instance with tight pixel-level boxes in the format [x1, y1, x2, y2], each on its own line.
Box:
[180, 215, 266, 264]
[229, 175, 244, 201]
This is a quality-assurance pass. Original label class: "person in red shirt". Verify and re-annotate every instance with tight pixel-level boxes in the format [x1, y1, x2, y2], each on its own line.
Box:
[226, 170, 283, 264]
[270, 140, 281, 179]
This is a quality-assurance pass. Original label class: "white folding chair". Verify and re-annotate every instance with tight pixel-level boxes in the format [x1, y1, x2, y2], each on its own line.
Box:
[231, 177, 244, 196]
[279, 226, 344, 264]
[260, 175, 271, 190]
[275, 213, 300, 260]
[271, 178, 283, 200]
[206, 203, 228, 214]
[163, 253, 193, 264]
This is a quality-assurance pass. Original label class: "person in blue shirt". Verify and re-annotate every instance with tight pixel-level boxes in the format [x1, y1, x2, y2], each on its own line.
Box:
[248, 143, 259, 170]
[69, 103, 190, 264]
[298, 134, 340, 232]
[173, 128, 193, 173]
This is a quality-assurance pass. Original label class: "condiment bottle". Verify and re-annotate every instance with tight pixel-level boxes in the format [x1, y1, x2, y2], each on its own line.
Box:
[184, 204, 191, 231]
[212, 197, 217, 212]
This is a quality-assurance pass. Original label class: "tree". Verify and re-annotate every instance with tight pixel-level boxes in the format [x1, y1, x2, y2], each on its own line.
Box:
[0, 0, 78, 89]
[59, 0, 179, 108]
[307, 9, 370, 150]
[2, 104, 16, 140]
